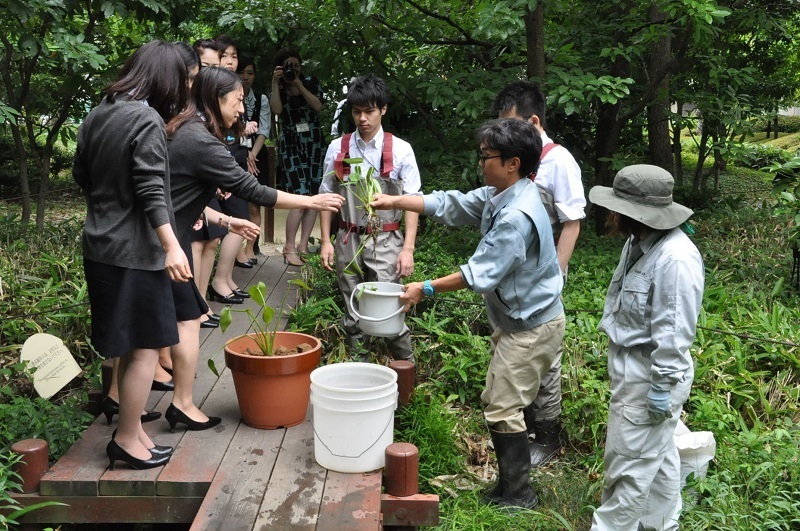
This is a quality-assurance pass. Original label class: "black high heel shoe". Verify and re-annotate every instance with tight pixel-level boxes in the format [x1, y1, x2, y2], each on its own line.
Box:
[234, 259, 254, 269]
[165, 404, 222, 433]
[207, 313, 221, 322]
[111, 429, 173, 458]
[232, 288, 250, 299]
[207, 285, 244, 304]
[151, 379, 175, 392]
[101, 396, 161, 426]
[106, 440, 171, 471]
[200, 319, 219, 329]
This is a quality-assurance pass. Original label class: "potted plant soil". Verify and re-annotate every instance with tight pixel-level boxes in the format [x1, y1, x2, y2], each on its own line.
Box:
[220, 280, 321, 429]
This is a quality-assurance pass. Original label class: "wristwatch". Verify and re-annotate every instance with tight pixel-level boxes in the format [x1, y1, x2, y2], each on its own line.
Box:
[422, 279, 435, 298]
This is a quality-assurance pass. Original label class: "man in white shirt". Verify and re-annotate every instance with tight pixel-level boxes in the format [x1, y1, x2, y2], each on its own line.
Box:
[493, 81, 586, 467]
[319, 75, 420, 361]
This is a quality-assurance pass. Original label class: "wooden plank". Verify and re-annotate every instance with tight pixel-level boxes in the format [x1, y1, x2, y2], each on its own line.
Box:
[381, 494, 441, 527]
[9, 493, 202, 524]
[252, 416, 327, 530]
[154, 369, 240, 497]
[39, 420, 111, 496]
[316, 470, 382, 531]
[189, 423, 285, 531]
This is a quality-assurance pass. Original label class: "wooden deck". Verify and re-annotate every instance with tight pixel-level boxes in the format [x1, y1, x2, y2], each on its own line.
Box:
[10, 253, 383, 529]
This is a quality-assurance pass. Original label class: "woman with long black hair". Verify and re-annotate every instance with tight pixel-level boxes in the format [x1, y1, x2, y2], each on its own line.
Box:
[73, 40, 191, 470]
[163, 66, 344, 430]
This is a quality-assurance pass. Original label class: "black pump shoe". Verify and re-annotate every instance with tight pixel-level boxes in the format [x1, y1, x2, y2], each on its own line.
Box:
[106, 440, 170, 471]
[201, 319, 219, 329]
[151, 379, 175, 392]
[101, 396, 161, 426]
[207, 313, 221, 322]
[234, 259, 254, 269]
[232, 288, 250, 299]
[165, 404, 222, 433]
[207, 286, 244, 304]
[111, 429, 173, 458]
[247, 258, 258, 265]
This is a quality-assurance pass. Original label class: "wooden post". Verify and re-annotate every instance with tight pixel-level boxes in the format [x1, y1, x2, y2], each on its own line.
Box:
[11, 439, 49, 493]
[388, 360, 415, 407]
[384, 443, 419, 497]
[382, 442, 438, 529]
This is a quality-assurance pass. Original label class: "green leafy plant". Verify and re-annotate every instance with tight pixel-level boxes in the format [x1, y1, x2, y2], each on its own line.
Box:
[332, 158, 383, 276]
[0, 452, 67, 529]
[219, 279, 310, 357]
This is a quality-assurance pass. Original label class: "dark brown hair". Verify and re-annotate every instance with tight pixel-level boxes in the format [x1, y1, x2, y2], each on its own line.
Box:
[105, 40, 187, 123]
[167, 66, 243, 141]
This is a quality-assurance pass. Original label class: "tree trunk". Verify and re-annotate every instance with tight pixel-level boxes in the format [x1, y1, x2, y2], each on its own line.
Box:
[693, 127, 710, 192]
[672, 102, 684, 185]
[773, 114, 779, 139]
[524, 2, 545, 81]
[593, 101, 624, 233]
[646, 5, 672, 173]
[9, 123, 32, 222]
[35, 145, 52, 231]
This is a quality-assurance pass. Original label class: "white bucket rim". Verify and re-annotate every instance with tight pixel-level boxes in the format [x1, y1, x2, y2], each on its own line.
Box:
[310, 362, 397, 393]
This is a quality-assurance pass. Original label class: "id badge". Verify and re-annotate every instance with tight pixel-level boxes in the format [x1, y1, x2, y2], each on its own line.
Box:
[296, 122, 310, 133]
[240, 136, 252, 148]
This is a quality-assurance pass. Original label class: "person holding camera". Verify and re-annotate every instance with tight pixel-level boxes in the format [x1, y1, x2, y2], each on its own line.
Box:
[270, 47, 325, 266]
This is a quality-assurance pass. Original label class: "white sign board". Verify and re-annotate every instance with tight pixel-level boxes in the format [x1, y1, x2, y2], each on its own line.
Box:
[20, 333, 82, 399]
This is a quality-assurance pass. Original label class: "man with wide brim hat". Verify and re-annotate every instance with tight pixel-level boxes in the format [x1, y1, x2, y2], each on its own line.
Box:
[588, 164, 705, 531]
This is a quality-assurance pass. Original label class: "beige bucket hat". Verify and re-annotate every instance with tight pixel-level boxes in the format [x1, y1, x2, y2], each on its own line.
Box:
[589, 164, 693, 230]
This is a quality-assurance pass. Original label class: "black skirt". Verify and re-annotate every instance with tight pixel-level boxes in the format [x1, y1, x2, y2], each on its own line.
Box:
[84, 259, 179, 359]
[171, 237, 209, 322]
[190, 197, 228, 242]
[218, 193, 249, 219]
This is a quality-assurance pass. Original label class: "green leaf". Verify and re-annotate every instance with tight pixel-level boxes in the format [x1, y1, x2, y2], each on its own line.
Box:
[248, 281, 267, 307]
[207, 359, 220, 378]
[261, 306, 276, 326]
[219, 307, 232, 332]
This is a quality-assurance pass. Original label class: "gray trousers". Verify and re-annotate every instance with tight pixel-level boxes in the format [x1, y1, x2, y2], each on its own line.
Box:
[591, 344, 693, 531]
[336, 229, 413, 361]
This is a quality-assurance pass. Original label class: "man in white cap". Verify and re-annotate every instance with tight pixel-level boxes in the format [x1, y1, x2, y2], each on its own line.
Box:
[588, 164, 704, 531]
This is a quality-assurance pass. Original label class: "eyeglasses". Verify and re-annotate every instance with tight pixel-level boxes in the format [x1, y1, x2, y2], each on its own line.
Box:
[478, 154, 502, 164]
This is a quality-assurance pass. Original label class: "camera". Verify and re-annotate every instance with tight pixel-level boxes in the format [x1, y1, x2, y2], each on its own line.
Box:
[283, 62, 297, 82]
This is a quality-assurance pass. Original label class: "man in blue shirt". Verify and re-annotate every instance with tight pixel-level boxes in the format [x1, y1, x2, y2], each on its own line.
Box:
[372, 118, 565, 509]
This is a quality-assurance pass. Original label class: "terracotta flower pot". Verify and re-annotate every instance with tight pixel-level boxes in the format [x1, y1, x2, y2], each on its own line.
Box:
[224, 331, 321, 429]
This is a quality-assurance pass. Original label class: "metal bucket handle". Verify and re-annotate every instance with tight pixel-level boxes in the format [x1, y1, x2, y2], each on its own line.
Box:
[349, 287, 405, 323]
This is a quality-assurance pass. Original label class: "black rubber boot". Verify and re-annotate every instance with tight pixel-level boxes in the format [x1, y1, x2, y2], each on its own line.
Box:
[523, 402, 537, 437]
[483, 429, 539, 510]
[529, 419, 562, 468]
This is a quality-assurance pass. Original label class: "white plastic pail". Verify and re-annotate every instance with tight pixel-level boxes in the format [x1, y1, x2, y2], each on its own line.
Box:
[349, 282, 405, 337]
[310, 362, 398, 473]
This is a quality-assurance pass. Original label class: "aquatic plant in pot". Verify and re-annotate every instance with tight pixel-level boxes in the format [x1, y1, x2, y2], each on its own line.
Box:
[219, 280, 321, 429]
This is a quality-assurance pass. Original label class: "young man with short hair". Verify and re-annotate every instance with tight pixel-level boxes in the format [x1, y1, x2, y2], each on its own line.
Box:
[319, 75, 420, 361]
[493, 81, 586, 466]
[372, 118, 565, 509]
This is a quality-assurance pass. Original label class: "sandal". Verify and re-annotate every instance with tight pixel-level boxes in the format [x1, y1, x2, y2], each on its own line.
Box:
[282, 248, 304, 266]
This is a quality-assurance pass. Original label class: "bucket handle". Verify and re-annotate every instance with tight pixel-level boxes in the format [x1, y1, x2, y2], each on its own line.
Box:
[349, 288, 406, 323]
[313, 400, 396, 459]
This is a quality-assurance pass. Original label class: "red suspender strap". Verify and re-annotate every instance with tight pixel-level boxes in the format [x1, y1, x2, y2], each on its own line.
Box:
[529, 142, 560, 181]
[333, 133, 353, 180]
[381, 133, 394, 178]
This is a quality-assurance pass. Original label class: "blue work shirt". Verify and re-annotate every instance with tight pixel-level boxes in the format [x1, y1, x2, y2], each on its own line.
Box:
[423, 177, 563, 332]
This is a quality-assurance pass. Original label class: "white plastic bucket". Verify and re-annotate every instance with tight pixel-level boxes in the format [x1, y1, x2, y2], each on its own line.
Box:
[310, 362, 398, 473]
[349, 282, 405, 337]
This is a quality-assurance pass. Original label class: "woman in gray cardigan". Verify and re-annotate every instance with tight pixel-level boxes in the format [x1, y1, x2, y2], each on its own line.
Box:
[73, 41, 191, 470]
[163, 66, 344, 431]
